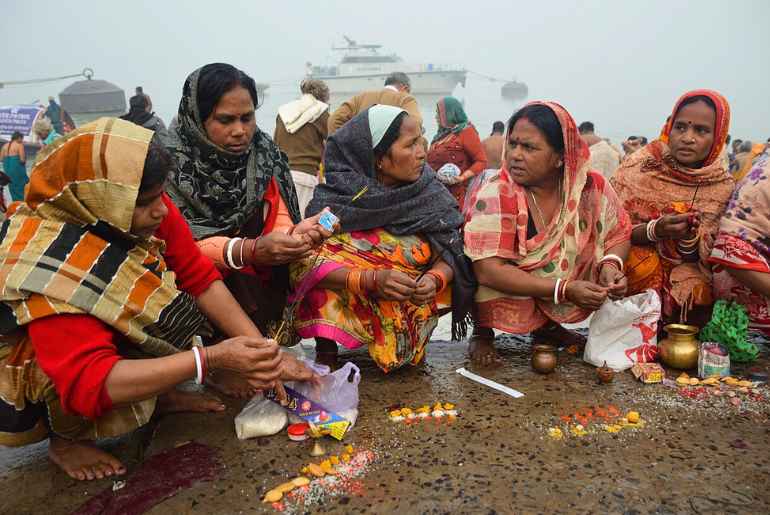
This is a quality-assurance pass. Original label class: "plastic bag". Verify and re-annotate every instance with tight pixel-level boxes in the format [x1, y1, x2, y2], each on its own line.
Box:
[234, 394, 288, 440]
[291, 361, 361, 427]
[584, 289, 662, 371]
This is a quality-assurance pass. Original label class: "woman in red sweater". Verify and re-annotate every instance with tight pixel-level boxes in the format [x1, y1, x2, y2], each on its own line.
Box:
[427, 97, 488, 207]
[0, 119, 316, 481]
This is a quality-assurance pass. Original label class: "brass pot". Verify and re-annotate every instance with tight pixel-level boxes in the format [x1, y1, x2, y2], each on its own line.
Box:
[531, 344, 557, 374]
[659, 324, 699, 370]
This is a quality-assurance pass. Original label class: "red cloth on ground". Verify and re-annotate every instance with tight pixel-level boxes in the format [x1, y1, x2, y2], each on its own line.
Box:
[28, 193, 221, 419]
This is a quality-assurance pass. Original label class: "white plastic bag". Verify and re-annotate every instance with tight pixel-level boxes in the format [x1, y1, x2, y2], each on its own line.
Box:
[234, 394, 288, 440]
[291, 362, 361, 427]
[584, 289, 662, 371]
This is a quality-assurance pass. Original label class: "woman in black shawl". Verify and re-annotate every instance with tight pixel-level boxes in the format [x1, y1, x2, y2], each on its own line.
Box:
[166, 64, 330, 393]
[291, 105, 476, 372]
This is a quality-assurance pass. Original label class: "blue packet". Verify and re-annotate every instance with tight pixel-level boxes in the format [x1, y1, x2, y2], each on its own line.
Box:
[319, 211, 339, 232]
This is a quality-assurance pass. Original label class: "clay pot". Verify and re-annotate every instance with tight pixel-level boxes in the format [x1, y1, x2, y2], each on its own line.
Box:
[597, 361, 614, 384]
[531, 344, 557, 374]
[659, 324, 699, 370]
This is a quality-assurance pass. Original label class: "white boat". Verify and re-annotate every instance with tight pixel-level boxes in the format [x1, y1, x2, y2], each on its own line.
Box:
[307, 37, 466, 96]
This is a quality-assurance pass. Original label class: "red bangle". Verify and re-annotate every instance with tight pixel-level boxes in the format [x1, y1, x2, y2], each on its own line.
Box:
[426, 270, 447, 294]
[559, 279, 570, 304]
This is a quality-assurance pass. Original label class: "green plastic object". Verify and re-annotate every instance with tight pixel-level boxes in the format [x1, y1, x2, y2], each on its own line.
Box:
[700, 300, 758, 362]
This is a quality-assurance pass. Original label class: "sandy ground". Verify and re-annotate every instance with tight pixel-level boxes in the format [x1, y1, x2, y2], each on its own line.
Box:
[1, 319, 769, 514]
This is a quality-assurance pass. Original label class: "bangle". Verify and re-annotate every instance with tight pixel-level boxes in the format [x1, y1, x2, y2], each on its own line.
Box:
[192, 346, 204, 385]
[599, 254, 625, 273]
[238, 238, 245, 268]
[553, 278, 562, 305]
[646, 219, 659, 243]
[426, 270, 448, 294]
[559, 279, 570, 304]
[225, 238, 245, 270]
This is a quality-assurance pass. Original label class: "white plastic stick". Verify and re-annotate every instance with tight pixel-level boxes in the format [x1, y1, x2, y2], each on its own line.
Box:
[456, 368, 524, 398]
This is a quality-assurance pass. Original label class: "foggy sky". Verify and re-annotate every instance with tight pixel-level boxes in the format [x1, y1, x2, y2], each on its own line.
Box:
[2, 0, 769, 142]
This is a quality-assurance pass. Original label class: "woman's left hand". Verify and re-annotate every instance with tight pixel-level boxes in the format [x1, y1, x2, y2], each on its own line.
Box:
[411, 274, 438, 305]
[598, 265, 627, 299]
[292, 210, 334, 247]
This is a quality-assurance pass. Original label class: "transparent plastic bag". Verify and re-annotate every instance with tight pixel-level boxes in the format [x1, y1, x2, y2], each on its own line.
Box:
[291, 361, 361, 427]
[234, 394, 288, 440]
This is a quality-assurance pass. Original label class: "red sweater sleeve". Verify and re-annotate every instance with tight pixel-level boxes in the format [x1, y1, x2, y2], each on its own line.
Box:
[156, 193, 222, 297]
[29, 314, 120, 420]
[461, 127, 488, 175]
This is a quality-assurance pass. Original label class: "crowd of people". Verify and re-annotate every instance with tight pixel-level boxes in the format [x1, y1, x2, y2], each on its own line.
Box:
[0, 64, 768, 482]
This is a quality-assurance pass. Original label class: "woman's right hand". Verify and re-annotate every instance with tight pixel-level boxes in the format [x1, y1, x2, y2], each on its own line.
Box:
[374, 270, 417, 301]
[207, 336, 283, 389]
[564, 280, 609, 311]
[247, 232, 313, 266]
[655, 213, 698, 241]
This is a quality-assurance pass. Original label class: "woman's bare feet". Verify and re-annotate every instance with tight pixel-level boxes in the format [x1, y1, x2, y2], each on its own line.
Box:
[48, 435, 126, 481]
[533, 322, 586, 351]
[468, 327, 502, 367]
[314, 338, 339, 371]
[206, 369, 255, 399]
[157, 389, 226, 414]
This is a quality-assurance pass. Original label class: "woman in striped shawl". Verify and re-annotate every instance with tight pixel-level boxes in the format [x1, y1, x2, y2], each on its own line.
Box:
[0, 118, 315, 481]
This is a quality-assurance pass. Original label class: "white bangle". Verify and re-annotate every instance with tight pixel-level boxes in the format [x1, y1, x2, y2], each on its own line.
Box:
[553, 278, 562, 305]
[225, 237, 244, 270]
[192, 346, 203, 385]
[599, 254, 625, 272]
[646, 219, 659, 243]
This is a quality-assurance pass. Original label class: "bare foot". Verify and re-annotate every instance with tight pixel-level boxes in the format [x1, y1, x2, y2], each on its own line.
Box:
[533, 323, 586, 350]
[48, 436, 126, 481]
[158, 389, 226, 414]
[468, 335, 502, 367]
[206, 369, 255, 399]
[314, 338, 339, 371]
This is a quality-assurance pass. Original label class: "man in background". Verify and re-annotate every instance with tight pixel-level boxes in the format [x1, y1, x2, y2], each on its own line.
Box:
[481, 121, 505, 169]
[136, 86, 153, 113]
[578, 121, 620, 179]
[328, 72, 422, 134]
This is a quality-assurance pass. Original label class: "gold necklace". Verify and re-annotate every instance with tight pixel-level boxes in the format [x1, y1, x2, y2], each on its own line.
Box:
[527, 179, 563, 229]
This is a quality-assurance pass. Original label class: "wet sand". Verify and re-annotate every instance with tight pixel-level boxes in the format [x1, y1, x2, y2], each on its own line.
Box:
[1, 331, 768, 514]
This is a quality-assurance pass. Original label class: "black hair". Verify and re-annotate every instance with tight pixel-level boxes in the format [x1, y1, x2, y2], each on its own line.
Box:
[196, 63, 259, 122]
[639, 136, 648, 145]
[11, 131, 23, 141]
[491, 121, 505, 134]
[139, 134, 172, 193]
[507, 104, 564, 155]
[384, 72, 410, 89]
[373, 111, 409, 158]
[136, 86, 144, 94]
[578, 121, 595, 134]
[726, 134, 731, 145]
[674, 95, 716, 118]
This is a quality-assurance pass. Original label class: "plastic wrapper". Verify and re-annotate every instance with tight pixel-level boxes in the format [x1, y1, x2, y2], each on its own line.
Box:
[698, 342, 730, 378]
[436, 163, 461, 184]
[234, 394, 288, 440]
[291, 361, 361, 428]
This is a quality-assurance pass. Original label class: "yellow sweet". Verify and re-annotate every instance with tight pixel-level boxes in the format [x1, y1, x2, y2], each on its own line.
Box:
[320, 459, 333, 471]
[627, 411, 640, 424]
[300, 466, 310, 474]
[263, 490, 283, 503]
[433, 402, 443, 411]
[724, 377, 739, 385]
[401, 407, 413, 416]
[676, 376, 690, 386]
[345, 444, 354, 454]
[604, 424, 622, 433]
[720, 376, 733, 382]
[443, 402, 455, 410]
[547, 427, 563, 440]
[292, 477, 310, 487]
[416, 405, 431, 414]
[341, 453, 351, 462]
[689, 378, 700, 386]
[678, 372, 690, 380]
[330, 455, 340, 465]
[701, 377, 719, 385]
[275, 481, 297, 494]
[738, 380, 753, 387]
[307, 463, 325, 477]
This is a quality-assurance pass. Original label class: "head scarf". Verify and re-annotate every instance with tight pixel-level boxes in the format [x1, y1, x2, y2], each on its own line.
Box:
[611, 89, 734, 260]
[308, 107, 476, 339]
[432, 97, 470, 144]
[165, 65, 301, 239]
[659, 89, 731, 167]
[464, 101, 630, 327]
[0, 118, 206, 356]
[369, 104, 406, 153]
